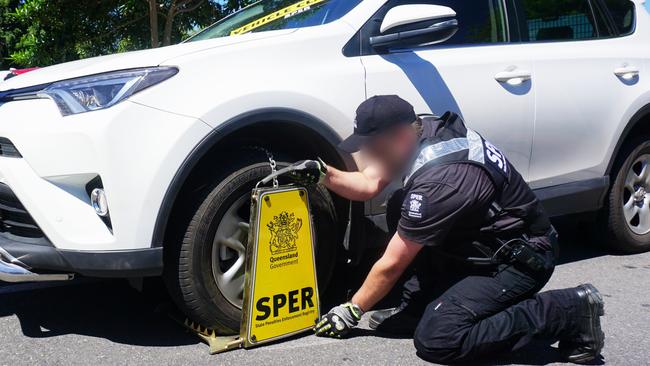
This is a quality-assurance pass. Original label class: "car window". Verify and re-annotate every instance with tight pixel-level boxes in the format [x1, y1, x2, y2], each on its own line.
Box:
[516, 0, 600, 42]
[188, 0, 362, 41]
[603, 0, 635, 35]
[423, 0, 507, 45]
[591, 1, 616, 37]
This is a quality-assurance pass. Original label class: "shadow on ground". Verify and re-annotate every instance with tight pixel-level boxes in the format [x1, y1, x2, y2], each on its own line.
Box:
[551, 216, 614, 265]
[0, 279, 197, 347]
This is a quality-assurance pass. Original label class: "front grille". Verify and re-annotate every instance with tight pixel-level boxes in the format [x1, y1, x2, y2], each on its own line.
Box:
[0, 137, 21, 158]
[0, 182, 48, 241]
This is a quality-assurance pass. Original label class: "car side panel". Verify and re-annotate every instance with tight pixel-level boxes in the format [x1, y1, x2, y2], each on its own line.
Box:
[0, 99, 211, 251]
[526, 1, 650, 188]
[132, 22, 367, 145]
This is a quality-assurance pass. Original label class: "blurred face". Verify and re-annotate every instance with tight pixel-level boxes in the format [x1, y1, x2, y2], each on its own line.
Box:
[362, 123, 418, 176]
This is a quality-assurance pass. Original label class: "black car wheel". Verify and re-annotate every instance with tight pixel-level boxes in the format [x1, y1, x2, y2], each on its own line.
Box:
[164, 152, 338, 332]
[606, 138, 650, 253]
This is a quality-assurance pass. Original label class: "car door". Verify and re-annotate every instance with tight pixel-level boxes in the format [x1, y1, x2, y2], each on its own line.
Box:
[510, 0, 645, 188]
[353, 0, 536, 215]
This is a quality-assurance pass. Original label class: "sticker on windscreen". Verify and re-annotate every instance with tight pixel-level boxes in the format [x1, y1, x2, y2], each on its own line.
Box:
[230, 0, 328, 36]
[645, 1, 650, 14]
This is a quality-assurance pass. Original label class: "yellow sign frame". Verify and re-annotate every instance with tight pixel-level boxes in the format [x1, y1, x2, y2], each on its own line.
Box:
[240, 186, 320, 347]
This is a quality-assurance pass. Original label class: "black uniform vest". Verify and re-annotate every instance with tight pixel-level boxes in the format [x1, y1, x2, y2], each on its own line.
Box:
[404, 112, 551, 240]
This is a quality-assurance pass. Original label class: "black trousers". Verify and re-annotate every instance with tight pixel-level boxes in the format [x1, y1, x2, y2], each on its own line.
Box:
[403, 245, 582, 364]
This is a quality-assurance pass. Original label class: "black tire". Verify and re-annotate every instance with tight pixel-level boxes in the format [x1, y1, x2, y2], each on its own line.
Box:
[164, 154, 338, 333]
[605, 138, 650, 253]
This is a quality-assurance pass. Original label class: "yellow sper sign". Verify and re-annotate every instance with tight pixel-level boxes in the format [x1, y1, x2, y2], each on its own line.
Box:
[230, 0, 327, 36]
[242, 187, 320, 345]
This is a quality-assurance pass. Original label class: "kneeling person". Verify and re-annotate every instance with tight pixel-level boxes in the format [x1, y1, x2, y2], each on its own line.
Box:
[296, 95, 604, 364]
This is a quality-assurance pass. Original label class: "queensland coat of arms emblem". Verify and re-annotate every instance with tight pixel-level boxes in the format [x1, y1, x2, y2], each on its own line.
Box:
[267, 211, 302, 255]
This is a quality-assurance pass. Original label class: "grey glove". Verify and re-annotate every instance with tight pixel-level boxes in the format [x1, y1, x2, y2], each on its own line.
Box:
[314, 302, 364, 338]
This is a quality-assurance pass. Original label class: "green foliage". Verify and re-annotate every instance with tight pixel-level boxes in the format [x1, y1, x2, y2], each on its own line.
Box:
[0, 0, 22, 69]
[0, 0, 255, 69]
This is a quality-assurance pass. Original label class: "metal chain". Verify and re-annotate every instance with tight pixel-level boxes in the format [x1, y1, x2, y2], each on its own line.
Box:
[246, 146, 278, 188]
[266, 150, 279, 188]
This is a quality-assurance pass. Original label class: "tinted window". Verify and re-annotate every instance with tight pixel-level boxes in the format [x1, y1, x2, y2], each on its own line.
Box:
[517, 0, 599, 42]
[603, 0, 635, 35]
[420, 0, 507, 45]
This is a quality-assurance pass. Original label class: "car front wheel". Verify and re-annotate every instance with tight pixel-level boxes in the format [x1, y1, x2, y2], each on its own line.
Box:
[164, 153, 338, 333]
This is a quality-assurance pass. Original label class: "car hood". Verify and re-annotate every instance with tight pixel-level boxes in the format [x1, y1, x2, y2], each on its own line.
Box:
[0, 29, 294, 91]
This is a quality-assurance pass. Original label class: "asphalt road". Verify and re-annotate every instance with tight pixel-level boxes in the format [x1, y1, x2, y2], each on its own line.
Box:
[1, 222, 649, 366]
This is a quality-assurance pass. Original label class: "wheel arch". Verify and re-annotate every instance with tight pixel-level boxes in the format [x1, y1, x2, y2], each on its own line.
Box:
[607, 103, 650, 176]
[151, 107, 356, 248]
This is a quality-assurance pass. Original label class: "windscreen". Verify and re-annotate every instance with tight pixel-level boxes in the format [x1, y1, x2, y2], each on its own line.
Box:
[189, 0, 362, 41]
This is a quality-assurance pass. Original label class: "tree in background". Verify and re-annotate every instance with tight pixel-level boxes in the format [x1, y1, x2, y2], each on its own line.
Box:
[0, 0, 255, 69]
[145, 0, 223, 48]
[0, 0, 25, 69]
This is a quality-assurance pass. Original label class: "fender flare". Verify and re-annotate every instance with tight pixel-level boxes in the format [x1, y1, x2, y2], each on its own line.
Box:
[606, 103, 650, 175]
[151, 108, 354, 248]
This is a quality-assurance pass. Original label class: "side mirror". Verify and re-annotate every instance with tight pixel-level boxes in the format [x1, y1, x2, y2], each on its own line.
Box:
[370, 4, 459, 51]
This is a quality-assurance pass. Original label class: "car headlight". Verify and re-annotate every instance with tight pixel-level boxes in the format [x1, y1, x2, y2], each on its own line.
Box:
[40, 67, 178, 116]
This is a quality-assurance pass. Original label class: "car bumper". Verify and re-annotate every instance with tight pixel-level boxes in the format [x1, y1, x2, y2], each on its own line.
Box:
[0, 236, 162, 277]
[0, 97, 212, 276]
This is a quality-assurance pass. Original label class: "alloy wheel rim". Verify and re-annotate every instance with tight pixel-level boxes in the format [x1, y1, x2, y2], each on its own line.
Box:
[623, 154, 650, 235]
[211, 194, 250, 309]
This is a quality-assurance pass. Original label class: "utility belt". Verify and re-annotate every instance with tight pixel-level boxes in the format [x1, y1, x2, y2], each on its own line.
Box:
[466, 236, 546, 271]
[463, 225, 558, 272]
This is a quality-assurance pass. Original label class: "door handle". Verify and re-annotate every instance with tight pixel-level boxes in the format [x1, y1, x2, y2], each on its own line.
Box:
[614, 65, 639, 80]
[494, 68, 532, 84]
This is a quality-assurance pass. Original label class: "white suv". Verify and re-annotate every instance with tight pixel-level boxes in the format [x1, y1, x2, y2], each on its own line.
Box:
[0, 0, 648, 332]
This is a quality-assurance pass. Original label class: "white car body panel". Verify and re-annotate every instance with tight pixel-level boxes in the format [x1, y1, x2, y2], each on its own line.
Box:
[134, 22, 366, 137]
[0, 0, 647, 274]
[362, 44, 535, 179]
[0, 99, 211, 250]
[527, 5, 650, 187]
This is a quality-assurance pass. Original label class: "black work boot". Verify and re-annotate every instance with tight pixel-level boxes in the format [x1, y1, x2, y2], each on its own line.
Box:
[369, 302, 421, 336]
[559, 284, 605, 364]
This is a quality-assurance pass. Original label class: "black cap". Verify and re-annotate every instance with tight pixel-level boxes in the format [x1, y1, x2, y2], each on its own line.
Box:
[339, 95, 416, 153]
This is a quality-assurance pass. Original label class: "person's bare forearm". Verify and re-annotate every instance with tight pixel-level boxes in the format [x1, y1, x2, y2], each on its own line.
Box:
[349, 232, 423, 312]
[351, 257, 402, 312]
[322, 165, 385, 201]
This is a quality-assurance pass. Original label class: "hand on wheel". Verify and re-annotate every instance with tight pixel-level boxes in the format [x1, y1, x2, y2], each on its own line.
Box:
[314, 303, 363, 338]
